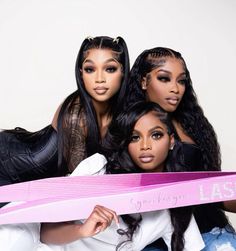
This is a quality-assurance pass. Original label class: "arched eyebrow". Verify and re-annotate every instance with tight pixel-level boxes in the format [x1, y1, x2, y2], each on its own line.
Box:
[83, 58, 119, 65]
[156, 69, 186, 78]
[105, 58, 119, 64]
[147, 125, 165, 132]
[132, 125, 165, 134]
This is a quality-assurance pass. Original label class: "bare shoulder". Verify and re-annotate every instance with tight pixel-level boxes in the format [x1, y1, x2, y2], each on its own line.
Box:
[172, 120, 195, 144]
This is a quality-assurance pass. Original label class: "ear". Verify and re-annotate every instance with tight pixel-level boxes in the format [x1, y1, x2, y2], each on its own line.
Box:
[169, 134, 175, 150]
[141, 77, 148, 90]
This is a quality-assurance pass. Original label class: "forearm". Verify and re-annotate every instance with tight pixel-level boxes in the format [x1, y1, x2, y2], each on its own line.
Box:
[40, 221, 83, 245]
[40, 204, 118, 245]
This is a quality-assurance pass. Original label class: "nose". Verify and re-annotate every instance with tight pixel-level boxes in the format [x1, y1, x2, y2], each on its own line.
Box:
[140, 137, 152, 150]
[170, 81, 179, 93]
[95, 70, 106, 83]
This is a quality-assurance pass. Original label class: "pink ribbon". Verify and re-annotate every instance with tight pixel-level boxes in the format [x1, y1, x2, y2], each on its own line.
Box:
[0, 172, 236, 224]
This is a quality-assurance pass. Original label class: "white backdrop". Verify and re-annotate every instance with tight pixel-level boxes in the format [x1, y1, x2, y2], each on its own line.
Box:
[0, 0, 236, 226]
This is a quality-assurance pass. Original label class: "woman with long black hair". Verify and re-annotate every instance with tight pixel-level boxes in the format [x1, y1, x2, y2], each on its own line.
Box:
[39, 102, 204, 251]
[0, 36, 130, 250]
[125, 47, 236, 250]
[0, 36, 130, 186]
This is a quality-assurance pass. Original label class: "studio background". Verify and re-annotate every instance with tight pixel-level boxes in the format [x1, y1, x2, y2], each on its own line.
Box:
[0, 0, 236, 226]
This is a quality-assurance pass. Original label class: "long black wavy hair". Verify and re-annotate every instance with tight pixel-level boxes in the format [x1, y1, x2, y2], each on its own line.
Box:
[102, 101, 192, 251]
[124, 47, 233, 238]
[56, 36, 130, 173]
[125, 47, 220, 172]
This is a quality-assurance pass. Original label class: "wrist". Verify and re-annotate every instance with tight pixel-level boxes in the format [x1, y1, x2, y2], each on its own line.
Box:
[74, 222, 85, 239]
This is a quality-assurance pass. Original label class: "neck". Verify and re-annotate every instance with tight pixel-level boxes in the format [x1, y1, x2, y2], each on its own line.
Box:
[172, 119, 195, 144]
[92, 100, 110, 115]
[92, 100, 111, 138]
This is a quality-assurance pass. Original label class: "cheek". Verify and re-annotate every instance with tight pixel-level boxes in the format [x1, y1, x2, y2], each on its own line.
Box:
[114, 73, 123, 85]
[179, 85, 186, 96]
[128, 144, 138, 160]
[83, 76, 93, 89]
[155, 140, 170, 158]
[147, 88, 164, 104]
[110, 74, 122, 92]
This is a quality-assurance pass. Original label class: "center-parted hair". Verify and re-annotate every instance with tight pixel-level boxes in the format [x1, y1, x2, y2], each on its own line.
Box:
[57, 36, 130, 173]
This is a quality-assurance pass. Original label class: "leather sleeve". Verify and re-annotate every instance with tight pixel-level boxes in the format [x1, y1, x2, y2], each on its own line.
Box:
[0, 125, 58, 184]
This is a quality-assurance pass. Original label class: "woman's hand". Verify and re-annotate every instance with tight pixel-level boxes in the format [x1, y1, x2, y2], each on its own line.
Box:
[78, 205, 119, 238]
[40, 205, 119, 245]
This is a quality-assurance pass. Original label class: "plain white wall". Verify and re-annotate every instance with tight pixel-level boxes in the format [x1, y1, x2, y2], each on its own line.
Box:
[0, 0, 236, 226]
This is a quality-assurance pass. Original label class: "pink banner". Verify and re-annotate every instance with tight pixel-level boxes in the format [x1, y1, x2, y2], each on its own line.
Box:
[0, 172, 236, 224]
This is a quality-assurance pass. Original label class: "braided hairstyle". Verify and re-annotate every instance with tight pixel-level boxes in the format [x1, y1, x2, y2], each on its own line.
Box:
[125, 47, 232, 239]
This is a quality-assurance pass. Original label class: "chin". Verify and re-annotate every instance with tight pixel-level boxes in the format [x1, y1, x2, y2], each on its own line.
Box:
[164, 106, 178, 113]
[140, 165, 155, 172]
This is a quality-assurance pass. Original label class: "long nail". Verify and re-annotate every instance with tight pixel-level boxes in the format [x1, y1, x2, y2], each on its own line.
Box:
[95, 227, 101, 234]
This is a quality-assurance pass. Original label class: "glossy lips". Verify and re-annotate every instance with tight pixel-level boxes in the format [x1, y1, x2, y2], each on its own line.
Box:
[94, 86, 108, 95]
[166, 96, 179, 106]
[139, 153, 154, 163]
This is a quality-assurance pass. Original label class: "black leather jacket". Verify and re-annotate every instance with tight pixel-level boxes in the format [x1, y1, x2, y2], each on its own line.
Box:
[0, 125, 58, 186]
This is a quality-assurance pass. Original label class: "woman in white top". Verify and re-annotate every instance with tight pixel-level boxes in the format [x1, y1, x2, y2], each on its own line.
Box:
[39, 102, 205, 251]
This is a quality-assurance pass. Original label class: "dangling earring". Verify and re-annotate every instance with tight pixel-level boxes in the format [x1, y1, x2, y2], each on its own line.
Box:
[142, 82, 146, 90]
[142, 77, 147, 90]
[169, 144, 175, 150]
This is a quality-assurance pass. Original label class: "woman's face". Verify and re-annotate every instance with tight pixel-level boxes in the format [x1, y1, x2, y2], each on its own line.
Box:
[142, 57, 186, 112]
[128, 111, 174, 172]
[81, 49, 123, 104]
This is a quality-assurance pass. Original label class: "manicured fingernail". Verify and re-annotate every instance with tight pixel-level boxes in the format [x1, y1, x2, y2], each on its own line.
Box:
[95, 228, 101, 234]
